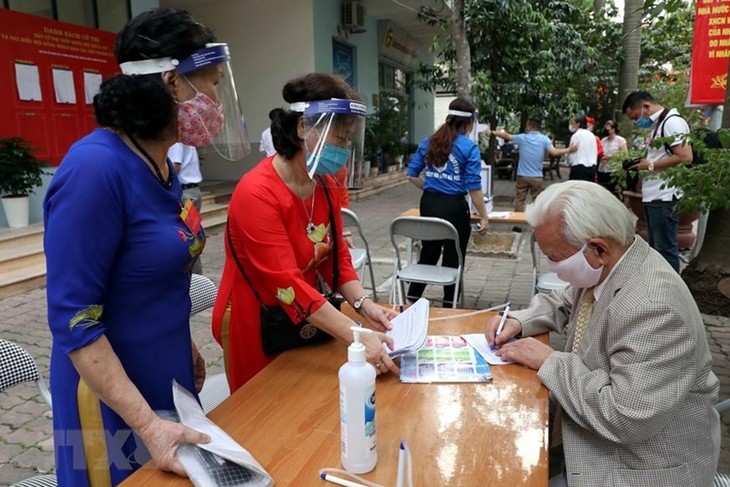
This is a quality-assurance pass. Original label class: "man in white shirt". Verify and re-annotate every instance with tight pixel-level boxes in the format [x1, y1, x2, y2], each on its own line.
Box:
[168, 142, 203, 274]
[622, 91, 692, 272]
[565, 114, 598, 182]
[259, 109, 276, 157]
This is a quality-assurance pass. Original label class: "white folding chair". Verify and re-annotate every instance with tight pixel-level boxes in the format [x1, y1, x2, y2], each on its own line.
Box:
[530, 232, 569, 296]
[188, 274, 230, 413]
[390, 216, 464, 308]
[0, 339, 52, 409]
[341, 208, 378, 301]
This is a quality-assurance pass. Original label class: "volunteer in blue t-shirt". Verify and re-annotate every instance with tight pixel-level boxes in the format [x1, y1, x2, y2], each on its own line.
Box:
[406, 98, 489, 307]
[492, 118, 571, 211]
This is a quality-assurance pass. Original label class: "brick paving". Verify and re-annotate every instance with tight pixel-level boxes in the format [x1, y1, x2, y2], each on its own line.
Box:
[1, 172, 728, 485]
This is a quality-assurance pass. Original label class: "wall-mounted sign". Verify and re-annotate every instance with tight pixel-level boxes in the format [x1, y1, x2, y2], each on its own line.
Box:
[378, 21, 421, 70]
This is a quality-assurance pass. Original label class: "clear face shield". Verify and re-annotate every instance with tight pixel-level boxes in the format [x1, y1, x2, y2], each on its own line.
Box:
[119, 43, 250, 161]
[290, 99, 367, 189]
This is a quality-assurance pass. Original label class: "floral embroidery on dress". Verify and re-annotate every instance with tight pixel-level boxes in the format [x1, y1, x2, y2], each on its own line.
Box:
[276, 287, 295, 305]
[174, 226, 207, 272]
[69, 305, 104, 331]
[303, 223, 333, 273]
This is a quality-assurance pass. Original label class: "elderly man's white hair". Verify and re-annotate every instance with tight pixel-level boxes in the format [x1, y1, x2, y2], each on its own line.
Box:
[526, 181, 637, 247]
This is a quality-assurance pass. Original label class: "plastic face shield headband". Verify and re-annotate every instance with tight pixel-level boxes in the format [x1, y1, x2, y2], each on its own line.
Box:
[119, 43, 250, 161]
[290, 99, 367, 189]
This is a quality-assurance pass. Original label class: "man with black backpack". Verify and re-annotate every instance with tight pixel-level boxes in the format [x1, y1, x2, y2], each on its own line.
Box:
[622, 91, 693, 272]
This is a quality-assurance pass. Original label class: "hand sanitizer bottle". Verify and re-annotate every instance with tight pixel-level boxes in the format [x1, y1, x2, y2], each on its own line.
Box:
[339, 325, 377, 474]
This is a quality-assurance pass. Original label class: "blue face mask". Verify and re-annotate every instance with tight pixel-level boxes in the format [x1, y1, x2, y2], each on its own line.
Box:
[309, 142, 351, 175]
[634, 108, 653, 128]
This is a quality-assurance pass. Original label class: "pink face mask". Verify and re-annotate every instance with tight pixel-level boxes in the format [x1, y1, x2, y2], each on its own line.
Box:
[545, 242, 603, 288]
[177, 90, 224, 147]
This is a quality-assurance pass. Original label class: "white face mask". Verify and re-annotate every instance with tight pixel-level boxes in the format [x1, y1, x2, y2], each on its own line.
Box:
[545, 242, 603, 288]
[568, 123, 577, 134]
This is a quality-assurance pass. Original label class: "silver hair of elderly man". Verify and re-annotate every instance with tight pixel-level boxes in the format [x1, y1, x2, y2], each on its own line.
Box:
[525, 180, 637, 247]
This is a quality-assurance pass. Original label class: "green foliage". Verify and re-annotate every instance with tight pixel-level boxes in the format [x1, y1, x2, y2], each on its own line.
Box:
[0, 137, 46, 197]
[661, 130, 730, 212]
[639, 0, 694, 76]
[364, 94, 409, 162]
[416, 0, 622, 136]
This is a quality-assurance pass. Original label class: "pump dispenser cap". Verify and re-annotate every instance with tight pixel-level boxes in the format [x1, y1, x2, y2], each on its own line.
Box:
[349, 325, 374, 362]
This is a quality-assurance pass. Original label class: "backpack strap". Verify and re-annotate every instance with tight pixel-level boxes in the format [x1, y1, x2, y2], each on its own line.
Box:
[658, 112, 682, 156]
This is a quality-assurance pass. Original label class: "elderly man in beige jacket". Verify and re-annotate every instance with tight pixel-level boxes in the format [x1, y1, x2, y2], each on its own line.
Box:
[486, 180, 720, 487]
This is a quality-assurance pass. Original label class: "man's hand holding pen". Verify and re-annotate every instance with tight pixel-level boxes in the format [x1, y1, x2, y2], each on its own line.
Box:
[484, 313, 556, 370]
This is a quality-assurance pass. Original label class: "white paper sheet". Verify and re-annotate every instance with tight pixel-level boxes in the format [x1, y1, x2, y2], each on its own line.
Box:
[487, 211, 512, 219]
[83, 71, 102, 104]
[15, 64, 42, 101]
[385, 297, 429, 357]
[173, 381, 273, 487]
[52, 69, 77, 104]
[461, 333, 515, 365]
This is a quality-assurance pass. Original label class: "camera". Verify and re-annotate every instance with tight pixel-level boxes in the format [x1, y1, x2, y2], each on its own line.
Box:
[622, 157, 641, 192]
[621, 157, 641, 171]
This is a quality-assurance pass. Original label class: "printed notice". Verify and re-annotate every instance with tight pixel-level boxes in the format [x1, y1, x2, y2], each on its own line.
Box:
[15, 63, 42, 101]
[52, 69, 77, 104]
[83, 72, 102, 104]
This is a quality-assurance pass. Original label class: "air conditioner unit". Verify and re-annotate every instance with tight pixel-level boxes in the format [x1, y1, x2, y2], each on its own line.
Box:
[343, 1, 367, 33]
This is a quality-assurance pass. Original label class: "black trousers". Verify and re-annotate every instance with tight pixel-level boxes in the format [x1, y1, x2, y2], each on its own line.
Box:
[568, 164, 596, 182]
[407, 190, 471, 307]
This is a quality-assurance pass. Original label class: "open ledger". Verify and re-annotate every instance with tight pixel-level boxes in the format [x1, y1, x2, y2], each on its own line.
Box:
[384, 297, 430, 357]
[172, 381, 274, 487]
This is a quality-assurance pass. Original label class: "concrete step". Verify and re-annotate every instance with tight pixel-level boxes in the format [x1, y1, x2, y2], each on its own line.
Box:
[0, 183, 236, 299]
[0, 223, 44, 252]
[0, 264, 46, 299]
[350, 171, 408, 201]
[201, 202, 229, 222]
[0, 243, 45, 273]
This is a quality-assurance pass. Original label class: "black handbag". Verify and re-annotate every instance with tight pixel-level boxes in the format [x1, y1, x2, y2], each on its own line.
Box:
[226, 181, 341, 356]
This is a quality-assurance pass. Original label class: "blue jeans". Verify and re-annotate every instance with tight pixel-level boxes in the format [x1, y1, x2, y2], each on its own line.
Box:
[643, 199, 679, 272]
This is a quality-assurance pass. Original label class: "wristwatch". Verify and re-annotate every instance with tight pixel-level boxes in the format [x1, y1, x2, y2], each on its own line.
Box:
[353, 295, 371, 312]
[647, 161, 655, 172]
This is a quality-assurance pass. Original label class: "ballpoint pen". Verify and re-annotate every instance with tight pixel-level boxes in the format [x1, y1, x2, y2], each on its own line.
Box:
[397, 440, 406, 487]
[492, 302, 511, 350]
[320, 473, 368, 487]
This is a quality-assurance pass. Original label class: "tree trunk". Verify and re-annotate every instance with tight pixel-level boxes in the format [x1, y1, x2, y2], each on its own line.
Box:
[594, 0, 606, 16]
[616, 0, 643, 120]
[450, 0, 471, 99]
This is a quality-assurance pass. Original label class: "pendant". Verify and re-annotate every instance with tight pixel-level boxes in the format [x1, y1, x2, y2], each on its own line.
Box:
[306, 222, 316, 235]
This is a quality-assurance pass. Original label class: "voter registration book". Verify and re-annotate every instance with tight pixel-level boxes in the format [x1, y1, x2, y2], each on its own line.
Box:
[399, 335, 493, 383]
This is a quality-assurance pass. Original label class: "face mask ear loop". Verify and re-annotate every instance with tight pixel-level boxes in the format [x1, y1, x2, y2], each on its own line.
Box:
[307, 114, 334, 179]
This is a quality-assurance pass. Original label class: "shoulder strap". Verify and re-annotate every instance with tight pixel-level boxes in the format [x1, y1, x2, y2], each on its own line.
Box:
[659, 112, 683, 155]
[319, 179, 339, 291]
[225, 220, 267, 308]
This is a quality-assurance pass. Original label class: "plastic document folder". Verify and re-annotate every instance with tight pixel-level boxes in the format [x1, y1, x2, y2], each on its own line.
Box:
[384, 297, 430, 357]
[172, 381, 274, 487]
[399, 335, 493, 383]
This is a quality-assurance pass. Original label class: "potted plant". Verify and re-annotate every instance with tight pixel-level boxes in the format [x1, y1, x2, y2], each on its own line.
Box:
[0, 137, 46, 228]
[365, 94, 409, 175]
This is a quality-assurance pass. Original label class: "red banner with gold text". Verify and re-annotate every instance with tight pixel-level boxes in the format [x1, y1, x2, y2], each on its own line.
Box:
[690, 0, 730, 105]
